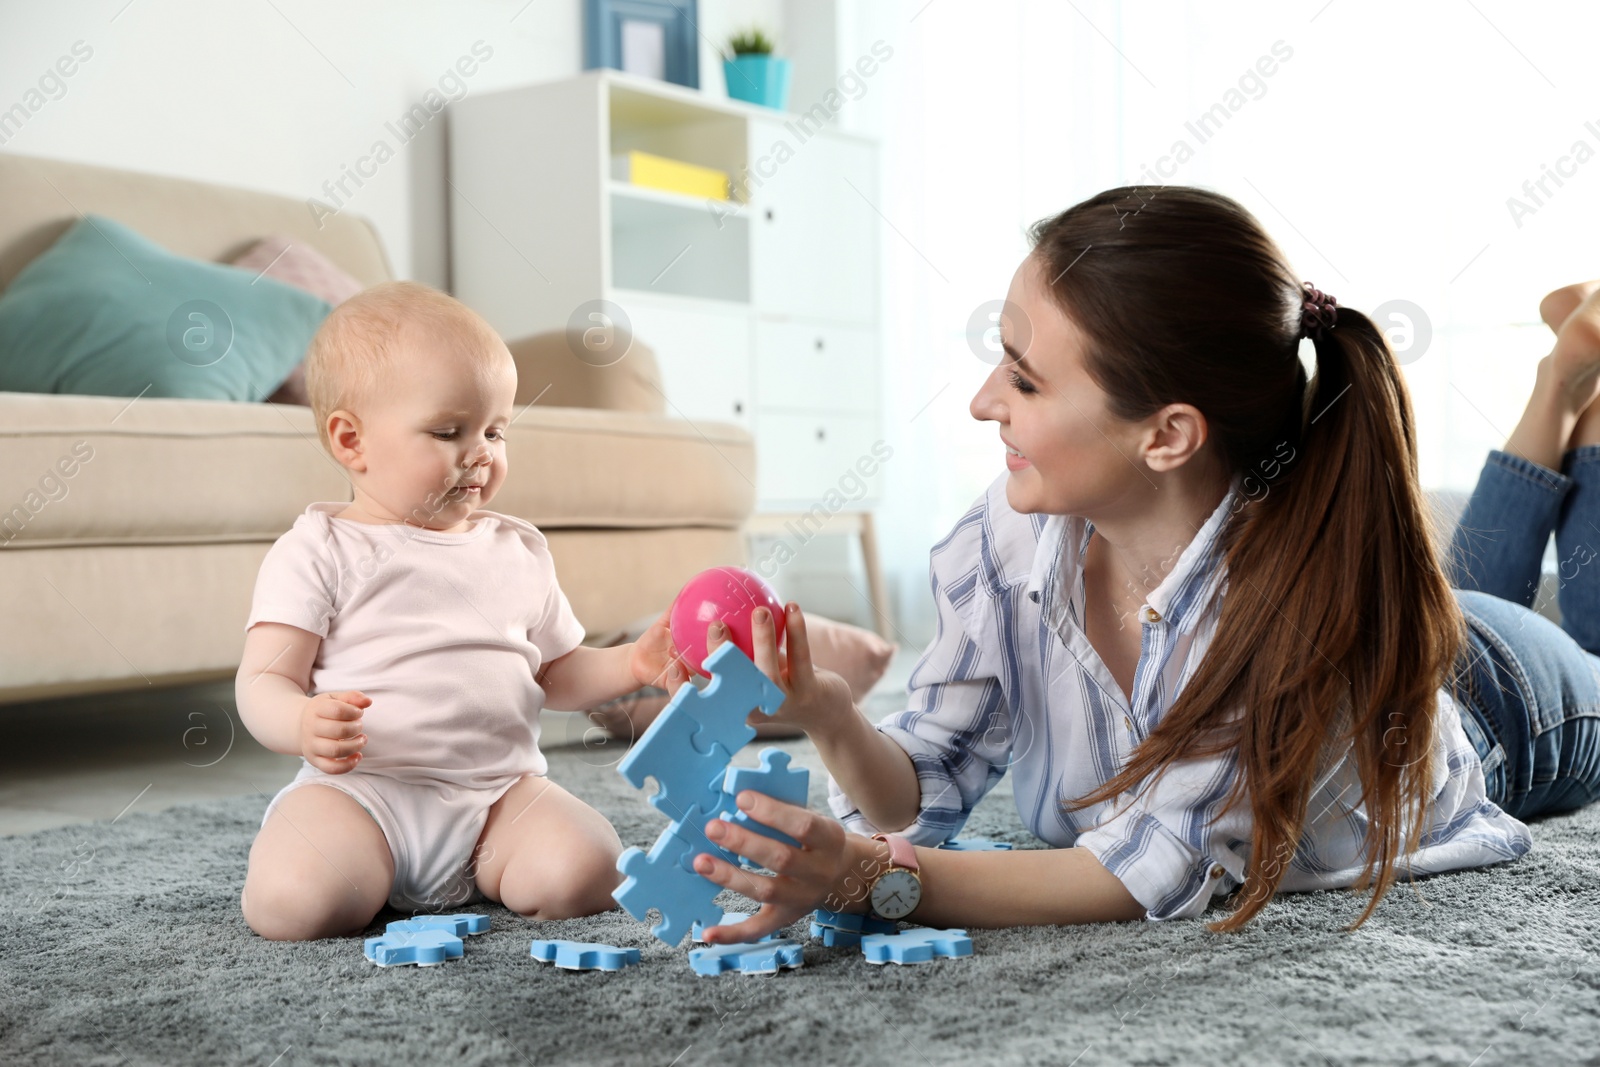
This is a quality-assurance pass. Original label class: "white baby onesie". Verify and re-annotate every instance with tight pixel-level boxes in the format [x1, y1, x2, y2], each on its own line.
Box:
[247, 502, 587, 910]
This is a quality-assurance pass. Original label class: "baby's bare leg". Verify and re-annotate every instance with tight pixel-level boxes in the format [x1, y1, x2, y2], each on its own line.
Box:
[472, 775, 622, 920]
[242, 784, 395, 941]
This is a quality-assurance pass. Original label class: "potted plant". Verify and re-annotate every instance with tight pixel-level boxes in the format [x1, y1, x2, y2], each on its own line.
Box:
[723, 28, 790, 110]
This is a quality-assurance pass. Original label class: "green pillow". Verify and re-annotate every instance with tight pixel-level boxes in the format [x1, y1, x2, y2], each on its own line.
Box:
[0, 215, 331, 402]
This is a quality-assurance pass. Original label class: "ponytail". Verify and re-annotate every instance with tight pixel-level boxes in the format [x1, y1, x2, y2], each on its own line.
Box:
[1034, 188, 1466, 932]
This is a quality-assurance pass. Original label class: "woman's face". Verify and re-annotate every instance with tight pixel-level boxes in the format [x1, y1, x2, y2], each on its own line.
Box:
[969, 255, 1154, 518]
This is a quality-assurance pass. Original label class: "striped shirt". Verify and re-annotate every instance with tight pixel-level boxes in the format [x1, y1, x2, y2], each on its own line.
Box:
[829, 474, 1534, 921]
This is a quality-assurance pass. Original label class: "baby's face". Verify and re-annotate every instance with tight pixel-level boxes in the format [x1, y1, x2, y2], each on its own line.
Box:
[349, 334, 518, 531]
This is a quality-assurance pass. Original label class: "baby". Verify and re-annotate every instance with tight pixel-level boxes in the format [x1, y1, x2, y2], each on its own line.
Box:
[236, 281, 679, 941]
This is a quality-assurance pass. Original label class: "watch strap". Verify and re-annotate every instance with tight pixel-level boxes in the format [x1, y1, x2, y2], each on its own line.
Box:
[871, 832, 918, 872]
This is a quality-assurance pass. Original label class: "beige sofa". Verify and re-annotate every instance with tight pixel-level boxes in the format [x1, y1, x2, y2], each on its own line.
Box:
[0, 152, 756, 704]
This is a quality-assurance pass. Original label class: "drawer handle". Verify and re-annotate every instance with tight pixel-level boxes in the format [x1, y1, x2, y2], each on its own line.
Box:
[816, 427, 826, 441]
[815, 337, 824, 351]
[733, 400, 744, 415]
[765, 208, 775, 222]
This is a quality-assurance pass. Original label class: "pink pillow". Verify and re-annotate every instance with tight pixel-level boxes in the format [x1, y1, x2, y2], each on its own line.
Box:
[230, 236, 364, 305]
[229, 236, 364, 405]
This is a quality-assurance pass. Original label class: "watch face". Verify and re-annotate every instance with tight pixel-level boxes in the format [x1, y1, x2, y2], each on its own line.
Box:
[870, 869, 922, 920]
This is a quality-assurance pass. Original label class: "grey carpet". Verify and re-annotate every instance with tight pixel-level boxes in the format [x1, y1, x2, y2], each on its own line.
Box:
[2, 734, 1597, 1067]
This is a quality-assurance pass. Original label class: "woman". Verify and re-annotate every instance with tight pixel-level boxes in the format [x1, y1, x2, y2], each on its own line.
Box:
[673, 186, 1600, 938]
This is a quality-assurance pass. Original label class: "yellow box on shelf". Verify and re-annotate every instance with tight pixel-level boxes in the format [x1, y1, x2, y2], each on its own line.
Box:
[610, 151, 731, 201]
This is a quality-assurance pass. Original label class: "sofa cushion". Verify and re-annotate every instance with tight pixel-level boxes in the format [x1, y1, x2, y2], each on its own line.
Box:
[506, 329, 666, 415]
[0, 391, 753, 547]
[228, 235, 367, 407]
[228, 235, 365, 306]
[0, 215, 330, 402]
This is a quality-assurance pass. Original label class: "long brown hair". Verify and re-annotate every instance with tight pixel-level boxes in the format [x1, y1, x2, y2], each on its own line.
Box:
[1040, 186, 1465, 932]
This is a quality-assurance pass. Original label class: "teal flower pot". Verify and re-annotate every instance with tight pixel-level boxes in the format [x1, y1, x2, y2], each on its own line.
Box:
[723, 54, 791, 110]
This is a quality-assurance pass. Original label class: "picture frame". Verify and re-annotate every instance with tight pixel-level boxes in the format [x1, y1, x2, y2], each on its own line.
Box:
[583, 0, 700, 89]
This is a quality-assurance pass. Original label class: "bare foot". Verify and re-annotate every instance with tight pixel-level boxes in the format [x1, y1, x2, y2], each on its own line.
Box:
[1540, 280, 1600, 335]
[1504, 286, 1600, 469]
[1557, 286, 1600, 450]
[1551, 286, 1600, 410]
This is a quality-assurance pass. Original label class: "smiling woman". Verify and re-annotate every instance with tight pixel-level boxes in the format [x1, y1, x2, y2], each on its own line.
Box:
[681, 185, 1600, 945]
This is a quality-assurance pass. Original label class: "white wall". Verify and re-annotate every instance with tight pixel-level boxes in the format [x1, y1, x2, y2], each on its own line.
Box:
[822, 0, 1600, 646]
[0, 0, 782, 287]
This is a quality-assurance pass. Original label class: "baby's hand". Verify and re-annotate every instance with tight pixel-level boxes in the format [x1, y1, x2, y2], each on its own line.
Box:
[629, 606, 684, 690]
[299, 690, 370, 774]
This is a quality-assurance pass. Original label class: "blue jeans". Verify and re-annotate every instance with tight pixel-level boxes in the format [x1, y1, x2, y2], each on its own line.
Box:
[1445, 446, 1600, 819]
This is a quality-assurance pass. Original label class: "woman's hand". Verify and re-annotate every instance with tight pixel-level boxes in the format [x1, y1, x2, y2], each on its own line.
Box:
[705, 603, 856, 736]
[692, 790, 878, 944]
[628, 606, 683, 690]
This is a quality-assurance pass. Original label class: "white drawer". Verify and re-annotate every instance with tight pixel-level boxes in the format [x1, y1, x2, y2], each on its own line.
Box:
[618, 293, 753, 428]
[754, 411, 888, 507]
[755, 319, 879, 414]
[747, 119, 879, 325]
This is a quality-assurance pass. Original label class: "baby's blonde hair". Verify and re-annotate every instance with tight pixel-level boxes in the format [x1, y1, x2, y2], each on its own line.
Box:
[304, 280, 509, 452]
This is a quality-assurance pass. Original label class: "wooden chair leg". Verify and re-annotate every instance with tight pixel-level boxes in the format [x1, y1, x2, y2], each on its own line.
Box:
[858, 511, 892, 639]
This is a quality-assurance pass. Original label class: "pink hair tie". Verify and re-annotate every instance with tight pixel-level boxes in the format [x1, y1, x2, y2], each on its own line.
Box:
[1300, 282, 1338, 339]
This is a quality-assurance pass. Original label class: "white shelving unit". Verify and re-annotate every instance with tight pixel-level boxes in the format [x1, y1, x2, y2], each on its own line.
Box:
[448, 69, 883, 511]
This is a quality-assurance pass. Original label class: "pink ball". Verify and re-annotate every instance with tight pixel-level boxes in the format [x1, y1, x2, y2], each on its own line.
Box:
[670, 566, 787, 677]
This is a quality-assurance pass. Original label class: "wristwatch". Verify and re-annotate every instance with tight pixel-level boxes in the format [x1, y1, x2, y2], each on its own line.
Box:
[867, 832, 922, 921]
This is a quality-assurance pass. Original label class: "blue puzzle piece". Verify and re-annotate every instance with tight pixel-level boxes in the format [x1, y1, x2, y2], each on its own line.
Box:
[810, 908, 895, 946]
[616, 647, 786, 825]
[811, 908, 898, 936]
[861, 928, 973, 966]
[529, 939, 641, 971]
[693, 910, 778, 943]
[670, 798, 741, 868]
[385, 913, 490, 937]
[614, 822, 726, 946]
[723, 748, 809, 805]
[363, 928, 464, 967]
[614, 645, 788, 944]
[809, 922, 867, 947]
[722, 748, 809, 851]
[939, 838, 1015, 851]
[688, 938, 804, 976]
[617, 705, 732, 825]
[684, 643, 787, 755]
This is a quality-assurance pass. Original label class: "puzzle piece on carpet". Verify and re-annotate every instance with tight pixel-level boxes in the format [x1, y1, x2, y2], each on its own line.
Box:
[722, 748, 809, 851]
[529, 939, 641, 971]
[809, 907, 897, 947]
[811, 907, 898, 936]
[939, 838, 1015, 851]
[614, 822, 726, 946]
[692, 910, 778, 943]
[860, 928, 973, 966]
[688, 939, 804, 977]
[364, 928, 464, 967]
[385, 913, 490, 937]
[809, 922, 866, 948]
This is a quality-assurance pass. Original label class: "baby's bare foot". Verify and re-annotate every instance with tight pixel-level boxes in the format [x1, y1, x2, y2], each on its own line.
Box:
[1540, 280, 1600, 335]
